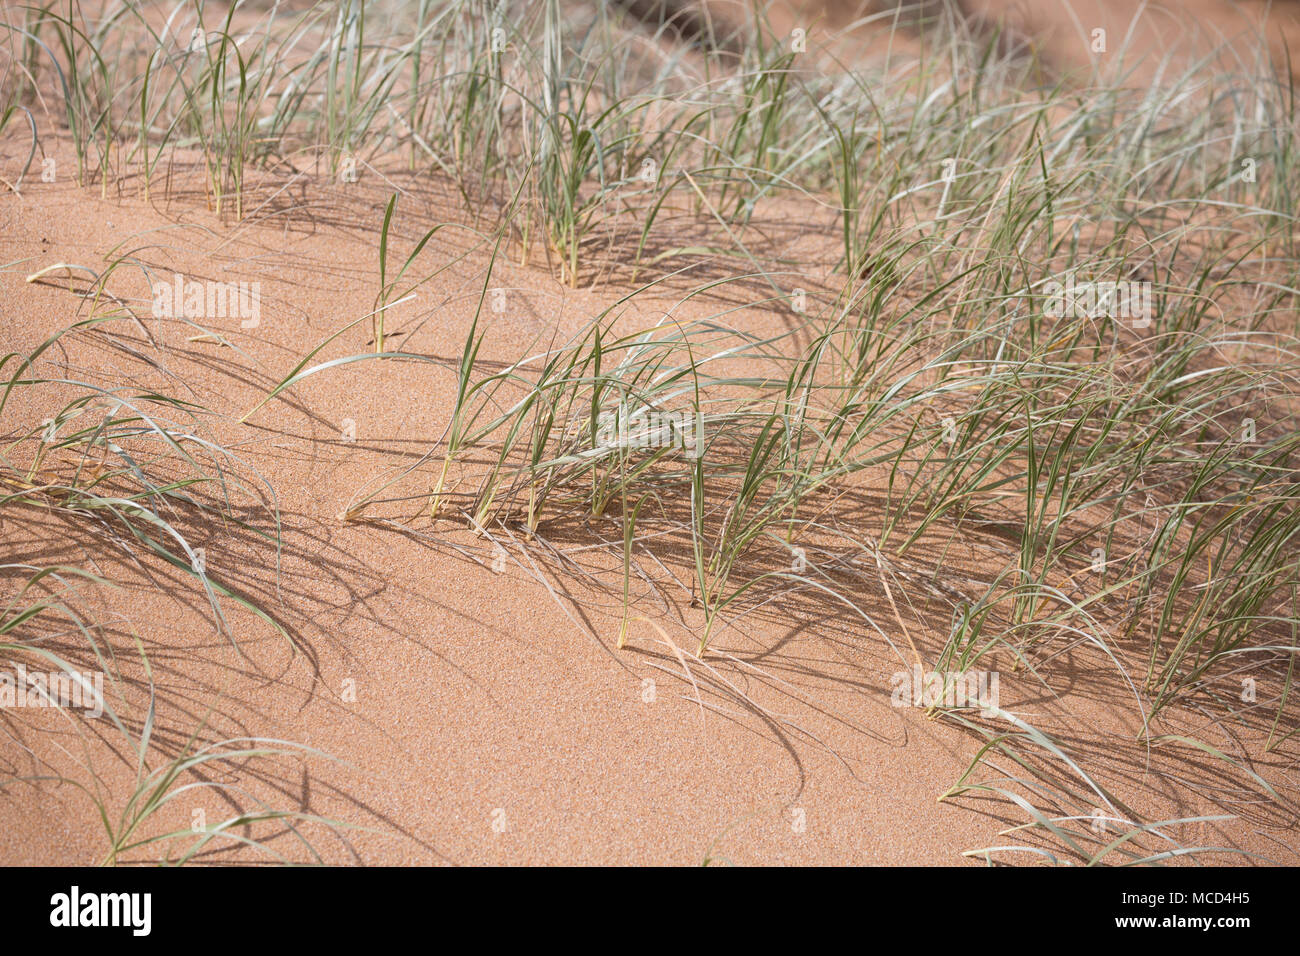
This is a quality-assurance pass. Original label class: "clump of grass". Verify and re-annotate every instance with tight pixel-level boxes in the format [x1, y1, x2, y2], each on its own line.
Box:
[10, 0, 1300, 865]
[0, 314, 341, 863]
[1, 568, 339, 865]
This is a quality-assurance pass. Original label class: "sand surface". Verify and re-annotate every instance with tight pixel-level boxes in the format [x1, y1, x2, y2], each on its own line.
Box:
[2, 0, 1299, 864]
[0, 140, 1294, 865]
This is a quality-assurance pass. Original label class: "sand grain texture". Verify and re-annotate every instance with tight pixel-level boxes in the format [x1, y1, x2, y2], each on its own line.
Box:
[0, 126, 1295, 866]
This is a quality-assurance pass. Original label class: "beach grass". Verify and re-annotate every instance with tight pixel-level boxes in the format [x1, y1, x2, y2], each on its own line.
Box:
[3, 0, 1297, 864]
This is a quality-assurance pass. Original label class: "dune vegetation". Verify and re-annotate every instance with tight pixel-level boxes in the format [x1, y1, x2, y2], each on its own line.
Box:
[1, 0, 1297, 865]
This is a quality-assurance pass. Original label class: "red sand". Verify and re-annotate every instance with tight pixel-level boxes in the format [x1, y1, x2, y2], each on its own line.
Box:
[0, 143, 1293, 865]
